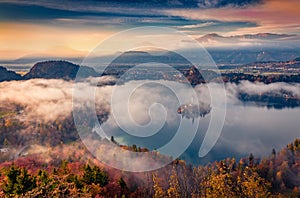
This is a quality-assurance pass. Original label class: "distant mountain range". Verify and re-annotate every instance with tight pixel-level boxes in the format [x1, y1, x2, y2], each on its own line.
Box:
[89, 48, 300, 66]
[0, 46, 87, 65]
[207, 49, 300, 64]
[1, 33, 300, 66]
[1, 56, 300, 83]
[196, 33, 300, 53]
[108, 50, 192, 67]
[197, 33, 297, 43]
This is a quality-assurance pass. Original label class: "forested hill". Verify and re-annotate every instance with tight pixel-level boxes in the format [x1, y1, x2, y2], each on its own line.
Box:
[0, 66, 22, 82]
[1, 58, 300, 84]
[0, 60, 98, 82]
[0, 138, 299, 197]
[23, 60, 97, 80]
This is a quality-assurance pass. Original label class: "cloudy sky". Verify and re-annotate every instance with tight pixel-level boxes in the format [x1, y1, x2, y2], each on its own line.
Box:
[0, 0, 300, 59]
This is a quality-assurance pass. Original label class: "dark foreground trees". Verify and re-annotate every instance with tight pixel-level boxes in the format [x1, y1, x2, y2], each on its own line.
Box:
[0, 139, 299, 197]
[0, 163, 114, 197]
[3, 165, 36, 196]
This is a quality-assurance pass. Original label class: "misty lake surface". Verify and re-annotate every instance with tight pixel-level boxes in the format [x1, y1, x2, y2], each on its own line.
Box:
[186, 105, 300, 164]
[98, 81, 300, 165]
[105, 104, 300, 165]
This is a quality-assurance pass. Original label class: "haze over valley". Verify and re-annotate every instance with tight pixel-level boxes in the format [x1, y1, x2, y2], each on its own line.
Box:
[0, 0, 300, 197]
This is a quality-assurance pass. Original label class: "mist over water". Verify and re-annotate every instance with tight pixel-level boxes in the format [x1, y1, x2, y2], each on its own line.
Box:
[1, 78, 299, 165]
[96, 80, 300, 165]
[186, 105, 300, 165]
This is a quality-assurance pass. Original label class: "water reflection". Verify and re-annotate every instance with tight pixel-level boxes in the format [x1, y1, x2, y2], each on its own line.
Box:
[100, 81, 300, 165]
[185, 105, 300, 165]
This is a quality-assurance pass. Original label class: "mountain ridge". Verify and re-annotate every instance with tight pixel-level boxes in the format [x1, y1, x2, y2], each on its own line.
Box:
[198, 32, 297, 42]
[1, 57, 300, 83]
[0, 60, 98, 82]
[0, 66, 22, 82]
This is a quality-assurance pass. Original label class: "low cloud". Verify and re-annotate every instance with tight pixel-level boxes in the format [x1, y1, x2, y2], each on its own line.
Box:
[0, 77, 115, 122]
[1, 77, 299, 126]
[1, 78, 299, 166]
[0, 79, 74, 121]
[226, 81, 300, 100]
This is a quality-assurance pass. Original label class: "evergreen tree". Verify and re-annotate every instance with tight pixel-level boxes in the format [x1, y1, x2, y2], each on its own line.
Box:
[82, 165, 109, 187]
[3, 165, 36, 195]
[82, 164, 93, 185]
[118, 177, 128, 190]
[92, 166, 109, 187]
[37, 169, 50, 187]
[272, 148, 276, 160]
[249, 153, 254, 167]
[111, 136, 116, 143]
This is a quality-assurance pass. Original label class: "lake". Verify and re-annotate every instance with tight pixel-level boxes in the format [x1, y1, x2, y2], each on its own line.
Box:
[95, 81, 300, 165]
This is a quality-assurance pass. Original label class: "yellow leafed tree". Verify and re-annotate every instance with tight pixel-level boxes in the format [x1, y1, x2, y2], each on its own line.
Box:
[167, 167, 181, 198]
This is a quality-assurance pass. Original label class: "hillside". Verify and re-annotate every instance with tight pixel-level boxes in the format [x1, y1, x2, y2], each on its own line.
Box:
[24, 60, 98, 80]
[0, 61, 98, 82]
[1, 58, 300, 86]
[0, 66, 22, 82]
[0, 137, 299, 197]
